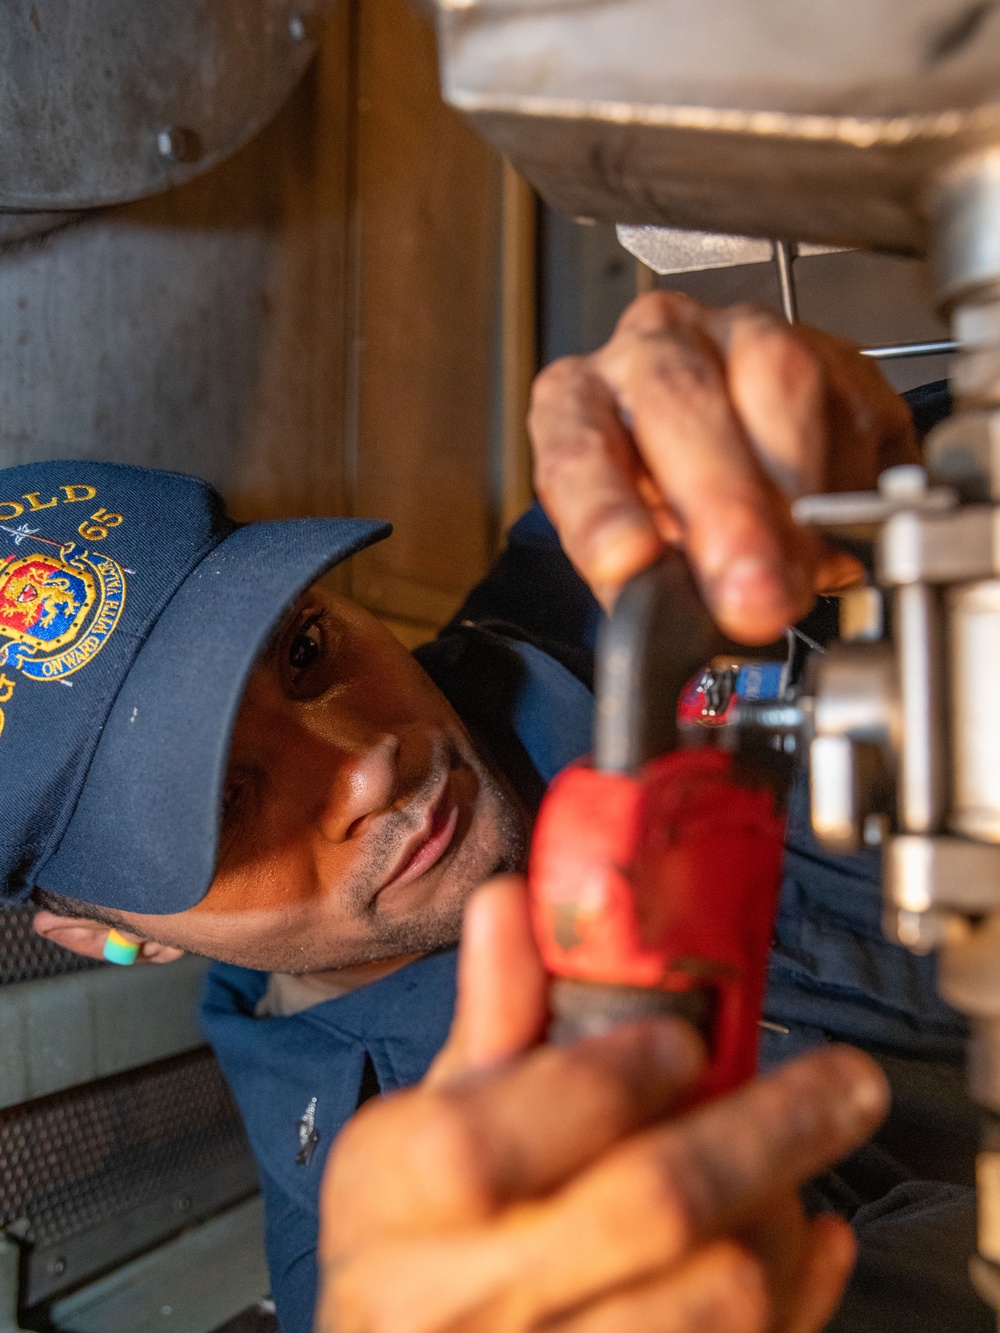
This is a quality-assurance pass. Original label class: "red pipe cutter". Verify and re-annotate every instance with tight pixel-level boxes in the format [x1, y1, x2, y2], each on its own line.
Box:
[529, 554, 793, 1102]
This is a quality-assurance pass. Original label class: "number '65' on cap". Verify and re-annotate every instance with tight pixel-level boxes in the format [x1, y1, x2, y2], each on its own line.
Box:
[0, 460, 390, 915]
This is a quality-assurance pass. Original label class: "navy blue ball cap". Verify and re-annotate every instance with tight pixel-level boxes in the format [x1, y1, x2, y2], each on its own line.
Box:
[0, 460, 390, 914]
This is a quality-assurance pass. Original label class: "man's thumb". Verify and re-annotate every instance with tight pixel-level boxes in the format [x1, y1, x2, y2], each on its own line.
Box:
[426, 875, 549, 1085]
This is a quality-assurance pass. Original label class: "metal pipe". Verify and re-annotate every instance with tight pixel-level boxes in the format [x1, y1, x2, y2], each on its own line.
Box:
[894, 583, 947, 834]
[862, 339, 959, 361]
[772, 240, 798, 323]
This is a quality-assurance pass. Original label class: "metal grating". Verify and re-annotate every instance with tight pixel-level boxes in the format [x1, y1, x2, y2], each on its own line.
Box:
[0, 906, 102, 987]
[0, 1049, 253, 1252]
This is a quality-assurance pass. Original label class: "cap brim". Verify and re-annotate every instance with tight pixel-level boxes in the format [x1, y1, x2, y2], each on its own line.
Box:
[37, 518, 390, 913]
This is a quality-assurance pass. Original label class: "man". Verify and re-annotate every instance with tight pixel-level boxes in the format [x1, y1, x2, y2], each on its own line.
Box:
[10, 294, 982, 1331]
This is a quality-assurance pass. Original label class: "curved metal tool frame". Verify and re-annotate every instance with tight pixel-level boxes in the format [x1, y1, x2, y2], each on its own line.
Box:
[594, 553, 785, 773]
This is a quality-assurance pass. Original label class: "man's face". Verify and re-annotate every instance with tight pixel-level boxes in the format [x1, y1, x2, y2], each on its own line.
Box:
[115, 580, 528, 971]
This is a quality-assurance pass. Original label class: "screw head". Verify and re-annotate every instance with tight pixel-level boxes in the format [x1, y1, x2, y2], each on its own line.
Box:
[46, 1255, 67, 1277]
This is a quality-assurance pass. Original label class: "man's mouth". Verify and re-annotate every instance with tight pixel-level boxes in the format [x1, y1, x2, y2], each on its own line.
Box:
[378, 779, 461, 896]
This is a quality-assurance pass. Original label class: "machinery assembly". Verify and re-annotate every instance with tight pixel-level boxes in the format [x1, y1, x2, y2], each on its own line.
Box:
[434, 0, 1000, 1319]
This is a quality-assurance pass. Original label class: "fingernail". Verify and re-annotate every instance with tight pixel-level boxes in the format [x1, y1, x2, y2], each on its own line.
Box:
[847, 1067, 890, 1122]
[833, 1048, 890, 1125]
[715, 556, 798, 618]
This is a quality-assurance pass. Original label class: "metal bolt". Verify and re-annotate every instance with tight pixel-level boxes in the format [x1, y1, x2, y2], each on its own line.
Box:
[46, 1256, 67, 1277]
[289, 14, 307, 40]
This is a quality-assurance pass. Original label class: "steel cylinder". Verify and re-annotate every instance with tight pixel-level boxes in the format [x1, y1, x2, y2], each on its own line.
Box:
[948, 581, 1000, 842]
[548, 977, 712, 1045]
[895, 583, 946, 834]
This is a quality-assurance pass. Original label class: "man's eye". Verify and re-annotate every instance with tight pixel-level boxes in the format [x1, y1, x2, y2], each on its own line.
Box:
[221, 778, 247, 828]
[280, 612, 337, 699]
[289, 625, 322, 671]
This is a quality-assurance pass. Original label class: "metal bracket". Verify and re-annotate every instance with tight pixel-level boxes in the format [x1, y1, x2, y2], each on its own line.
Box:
[46, 1196, 268, 1333]
[0, 1235, 29, 1333]
[0, 955, 209, 1111]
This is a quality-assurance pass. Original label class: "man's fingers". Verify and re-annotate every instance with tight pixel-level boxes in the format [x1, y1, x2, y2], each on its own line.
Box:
[427, 876, 549, 1086]
[530, 291, 918, 634]
[323, 1018, 705, 1249]
[708, 305, 913, 495]
[539, 1241, 770, 1333]
[320, 1048, 881, 1333]
[793, 325, 920, 488]
[490, 1045, 887, 1316]
[529, 356, 665, 607]
[782, 1214, 857, 1333]
[709, 307, 829, 498]
[736, 1190, 812, 1321]
[323, 1049, 877, 1333]
[321, 1237, 767, 1333]
[597, 320, 815, 641]
[541, 1215, 853, 1333]
[539, 290, 819, 639]
[442, 1019, 704, 1203]
[815, 546, 866, 594]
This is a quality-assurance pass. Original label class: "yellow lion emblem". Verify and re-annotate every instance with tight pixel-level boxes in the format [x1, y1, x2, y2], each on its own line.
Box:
[0, 566, 81, 629]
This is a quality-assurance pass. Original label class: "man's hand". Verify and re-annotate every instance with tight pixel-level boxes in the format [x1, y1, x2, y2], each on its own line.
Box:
[316, 878, 889, 1333]
[529, 291, 918, 640]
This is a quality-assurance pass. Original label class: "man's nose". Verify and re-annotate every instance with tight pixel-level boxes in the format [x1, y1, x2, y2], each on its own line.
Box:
[314, 731, 401, 844]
